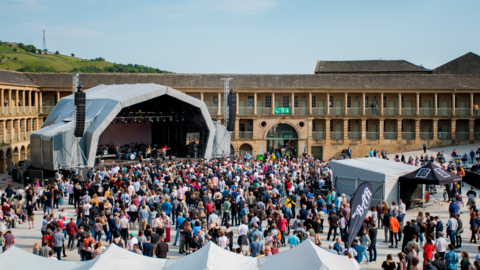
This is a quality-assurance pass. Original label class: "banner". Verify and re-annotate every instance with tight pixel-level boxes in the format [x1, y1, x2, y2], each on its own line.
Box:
[347, 182, 373, 248]
[274, 107, 291, 114]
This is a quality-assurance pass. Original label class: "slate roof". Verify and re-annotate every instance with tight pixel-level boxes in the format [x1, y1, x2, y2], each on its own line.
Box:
[433, 52, 480, 74]
[314, 60, 430, 74]
[0, 69, 38, 86]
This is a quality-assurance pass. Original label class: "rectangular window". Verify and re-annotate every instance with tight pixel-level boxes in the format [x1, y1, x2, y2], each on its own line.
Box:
[265, 96, 272, 108]
[419, 96, 422, 108]
[283, 96, 289, 107]
[365, 96, 369, 107]
[213, 96, 218, 108]
[329, 96, 333, 108]
[454, 96, 457, 108]
[247, 119, 253, 131]
[312, 119, 315, 132]
[312, 96, 316, 108]
[366, 120, 369, 132]
[436, 96, 439, 108]
[347, 96, 351, 108]
[247, 96, 254, 108]
[383, 120, 386, 132]
[348, 120, 351, 132]
[294, 96, 298, 108]
[54, 95, 58, 105]
[383, 96, 386, 108]
[195, 95, 201, 100]
[330, 120, 333, 132]
[401, 96, 404, 108]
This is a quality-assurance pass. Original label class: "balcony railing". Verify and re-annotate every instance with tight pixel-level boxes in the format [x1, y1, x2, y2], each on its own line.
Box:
[348, 132, 361, 140]
[419, 108, 434, 116]
[366, 132, 379, 140]
[330, 107, 343, 116]
[438, 108, 452, 116]
[20, 132, 25, 141]
[384, 108, 397, 116]
[365, 108, 381, 116]
[42, 106, 55, 114]
[384, 132, 397, 140]
[312, 132, 325, 140]
[455, 132, 469, 140]
[402, 132, 415, 140]
[17, 106, 25, 115]
[29, 106, 37, 114]
[347, 108, 361, 115]
[401, 108, 415, 116]
[238, 131, 253, 139]
[256, 107, 272, 115]
[438, 132, 451, 140]
[10, 107, 17, 115]
[475, 132, 480, 140]
[294, 108, 308, 115]
[330, 132, 343, 140]
[26, 132, 31, 140]
[475, 109, 480, 116]
[419, 132, 433, 140]
[311, 108, 326, 115]
[11, 133, 17, 142]
[238, 107, 254, 115]
[455, 108, 469, 116]
[4, 134, 10, 144]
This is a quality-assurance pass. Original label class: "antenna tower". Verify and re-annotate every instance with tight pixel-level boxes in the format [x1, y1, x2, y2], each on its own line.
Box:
[42, 24, 46, 52]
[220, 78, 232, 157]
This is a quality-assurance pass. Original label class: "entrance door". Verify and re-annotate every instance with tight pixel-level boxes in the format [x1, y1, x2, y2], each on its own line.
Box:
[406, 100, 414, 115]
[353, 100, 360, 115]
[239, 100, 245, 114]
[257, 100, 263, 114]
[318, 100, 325, 114]
[442, 101, 448, 116]
[388, 101, 395, 115]
[311, 146, 323, 160]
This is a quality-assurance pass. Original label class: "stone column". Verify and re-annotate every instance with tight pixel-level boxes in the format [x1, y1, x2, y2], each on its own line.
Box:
[398, 93, 402, 116]
[433, 120, 438, 140]
[0, 89, 3, 115]
[416, 92, 420, 115]
[39, 92, 43, 113]
[236, 93, 239, 114]
[362, 92, 366, 115]
[200, 92, 204, 101]
[452, 93, 456, 116]
[217, 92, 221, 115]
[434, 93, 438, 116]
[16, 119, 20, 141]
[471, 93, 474, 116]
[291, 92, 294, 115]
[271, 92, 275, 115]
[56, 91, 60, 105]
[343, 119, 349, 141]
[451, 120, 456, 140]
[379, 119, 384, 139]
[22, 90, 25, 114]
[234, 118, 240, 140]
[380, 92, 384, 115]
[397, 119, 402, 141]
[8, 89, 12, 114]
[344, 92, 348, 115]
[325, 118, 331, 143]
[34, 92, 38, 113]
[15, 90, 19, 114]
[415, 119, 420, 142]
[470, 119, 475, 140]
[308, 92, 312, 115]
[254, 92, 257, 115]
[326, 92, 330, 115]
[361, 119, 366, 143]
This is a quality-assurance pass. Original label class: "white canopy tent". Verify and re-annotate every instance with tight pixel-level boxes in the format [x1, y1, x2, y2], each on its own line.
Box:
[328, 158, 416, 205]
[0, 240, 357, 270]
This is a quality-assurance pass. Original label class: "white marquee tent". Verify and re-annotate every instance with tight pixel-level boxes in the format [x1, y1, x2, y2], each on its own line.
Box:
[0, 240, 357, 270]
[328, 158, 416, 205]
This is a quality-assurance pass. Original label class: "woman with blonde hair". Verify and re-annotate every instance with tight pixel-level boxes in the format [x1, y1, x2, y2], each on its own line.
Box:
[32, 242, 41, 255]
[90, 193, 100, 206]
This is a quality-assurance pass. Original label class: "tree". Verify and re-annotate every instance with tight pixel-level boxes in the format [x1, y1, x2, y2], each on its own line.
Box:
[13, 48, 18, 52]
[13, 57, 17, 61]
[71, 53, 75, 57]
[37, 49, 42, 54]
[55, 51, 59, 55]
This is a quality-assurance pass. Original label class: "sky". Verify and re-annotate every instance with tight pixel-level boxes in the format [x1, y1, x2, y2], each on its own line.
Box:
[1, 0, 479, 74]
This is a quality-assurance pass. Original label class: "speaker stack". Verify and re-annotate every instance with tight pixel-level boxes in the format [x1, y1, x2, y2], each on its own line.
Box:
[74, 91, 86, 137]
[227, 92, 237, 132]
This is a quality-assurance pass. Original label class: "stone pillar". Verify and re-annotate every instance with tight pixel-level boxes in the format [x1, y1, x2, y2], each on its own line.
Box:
[344, 92, 348, 115]
[15, 90, 19, 114]
[254, 92, 257, 115]
[217, 92, 221, 115]
[397, 119, 402, 141]
[308, 92, 312, 115]
[35, 92, 39, 113]
[433, 120, 438, 140]
[362, 92, 366, 115]
[415, 119, 420, 142]
[291, 92, 294, 115]
[379, 119, 384, 139]
[236, 93, 239, 114]
[361, 118, 366, 143]
[200, 92, 204, 101]
[380, 92, 384, 115]
[471, 93, 474, 116]
[39, 92, 43, 113]
[56, 91, 60, 105]
[470, 119, 475, 140]
[343, 119, 349, 141]
[451, 120, 456, 140]
[8, 89, 12, 114]
[416, 92, 420, 115]
[326, 93, 330, 115]
[271, 92, 275, 115]
[16, 119, 20, 141]
[452, 93, 456, 116]
[22, 90, 25, 114]
[434, 93, 438, 116]
[0, 89, 3, 115]
[398, 93, 402, 116]
[325, 118, 331, 142]
[0, 120, 4, 144]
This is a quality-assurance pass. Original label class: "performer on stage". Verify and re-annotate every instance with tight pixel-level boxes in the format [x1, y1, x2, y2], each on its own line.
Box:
[161, 144, 169, 157]
[116, 147, 121, 160]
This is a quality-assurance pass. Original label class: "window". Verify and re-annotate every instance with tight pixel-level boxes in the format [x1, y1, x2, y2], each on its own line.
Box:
[348, 120, 351, 132]
[366, 120, 369, 132]
[365, 96, 369, 107]
[312, 96, 316, 108]
[330, 120, 333, 132]
[195, 95, 201, 100]
[213, 96, 218, 108]
[247, 119, 253, 131]
[401, 96, 404, 108]
[383, 96, 387, 108]
[54, 95, 58, 105]
[383, 120, 386, 132]
[419, 96, 422, 108]
[312, 119, 315, 132]
[283, 96, 289, 107]
[436, 96, 439, 108]
[347, 96, 351, 108]
[294, 96, 298, 108]
[247, 96, 254, 108]
[454, 96, 457, 108]
[329, 96, 333, 108]
[265, 96, 272, 108]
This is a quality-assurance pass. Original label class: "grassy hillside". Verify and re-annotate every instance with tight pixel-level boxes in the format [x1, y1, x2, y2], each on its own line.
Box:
[0, 41, 172, 73]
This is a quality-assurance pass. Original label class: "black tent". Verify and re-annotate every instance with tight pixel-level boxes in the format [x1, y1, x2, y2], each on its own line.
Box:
[398, 162, 462, 184]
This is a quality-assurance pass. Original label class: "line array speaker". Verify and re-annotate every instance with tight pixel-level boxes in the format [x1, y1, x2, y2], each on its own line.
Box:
[227, 93, 237, 132]
[74, 92, 86, 137]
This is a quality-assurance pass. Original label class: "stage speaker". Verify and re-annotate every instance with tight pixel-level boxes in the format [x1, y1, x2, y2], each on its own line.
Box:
[74, 92, 86, 137]
[227, 93, 237, 132]
[170, 156, 175, 160]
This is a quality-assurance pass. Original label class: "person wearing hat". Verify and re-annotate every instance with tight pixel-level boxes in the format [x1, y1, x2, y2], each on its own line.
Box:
[128, 232, 138, 251]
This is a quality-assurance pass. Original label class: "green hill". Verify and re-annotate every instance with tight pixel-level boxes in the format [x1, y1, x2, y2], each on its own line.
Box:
[0, 41, 172, 73]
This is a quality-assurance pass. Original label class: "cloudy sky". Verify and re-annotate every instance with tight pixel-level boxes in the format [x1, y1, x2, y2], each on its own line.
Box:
[1, 0, 479, 74]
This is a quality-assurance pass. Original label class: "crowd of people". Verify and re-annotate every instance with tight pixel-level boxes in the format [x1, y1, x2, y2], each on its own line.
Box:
[0, 150, 479, 269]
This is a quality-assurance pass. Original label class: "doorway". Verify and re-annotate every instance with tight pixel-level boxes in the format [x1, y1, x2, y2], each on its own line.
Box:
[266, 123, 298, 158]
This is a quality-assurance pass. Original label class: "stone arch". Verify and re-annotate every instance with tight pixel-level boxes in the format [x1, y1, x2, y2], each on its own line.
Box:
[262, 120, 301, 140]
[0, 150, 5, 174]
[239, 143, 253, 151]
[27, 144, 30, 159]
[20, 145, 26, 160]
[6, 148, 12, 171]
[13, 147, 19, 165]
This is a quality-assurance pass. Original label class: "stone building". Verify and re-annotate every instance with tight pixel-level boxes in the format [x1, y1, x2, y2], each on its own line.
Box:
[0, 52, 479, 172]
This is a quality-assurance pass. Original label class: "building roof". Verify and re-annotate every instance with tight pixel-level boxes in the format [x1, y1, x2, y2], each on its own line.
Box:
[314, 60, 430, 74]
[433, 52, 480, 74]
[0, 69, 38, 86]
[24, 72, 480, 90]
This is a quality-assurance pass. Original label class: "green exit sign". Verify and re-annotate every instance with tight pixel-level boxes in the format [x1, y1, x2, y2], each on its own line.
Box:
[274, 107, 291, 114]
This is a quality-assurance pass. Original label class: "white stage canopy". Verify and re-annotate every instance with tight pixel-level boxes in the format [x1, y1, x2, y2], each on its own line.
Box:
[328, 158, 416, 205]
[0, 240, 357, 270]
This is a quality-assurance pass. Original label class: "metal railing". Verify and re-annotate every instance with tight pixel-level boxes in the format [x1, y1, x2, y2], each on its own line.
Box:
[419, 132, 433, 140]
[402, 132, 415, 140]
[438, 132, 451, 140]
[238, 131, 253, 139]
[330, 107, 343, 116]
[347, 108, 361, 115]
[437, 108, 452, 116]
[348, 132, 361, 140]
[383, 132, 397, 140]
[238, 107, 255, 115]
[366, 132, 379, 140]
[4, 134, 10, 143]
[455, 108, 469, 116]
[311, 108, 326, 115]
[330, 132, 344, 140]
[312, 132, 325, 140]
[401, 108, 415, 116]
[42, 106, 55, 114]
[365, 108, 381, 116]
[384, 108, 397, 116]
[419, 108, 434, 116]
[294, 108, 308, 115]
[455, 132, 469, 140]
[2, 107, 9, 115]
[256, 107, 272, 115]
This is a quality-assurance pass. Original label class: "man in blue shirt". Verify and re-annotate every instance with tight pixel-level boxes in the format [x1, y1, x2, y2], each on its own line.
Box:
[333, 237, 343, 254]
[351, 239, 364, 263]
[173, 212, 186, 246]
[449, 200, 459, 216]
[162, 199, 172, 216]
[444, 244, 458, 270]
[249, 235, 264, 257]
[287, 231, 300, 248]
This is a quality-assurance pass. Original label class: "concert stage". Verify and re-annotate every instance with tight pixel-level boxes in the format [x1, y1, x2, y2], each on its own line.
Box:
[30, 84, 231, 171]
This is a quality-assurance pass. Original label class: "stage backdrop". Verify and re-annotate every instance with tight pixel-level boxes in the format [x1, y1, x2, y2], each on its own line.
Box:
[99, 122, 152, 147]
